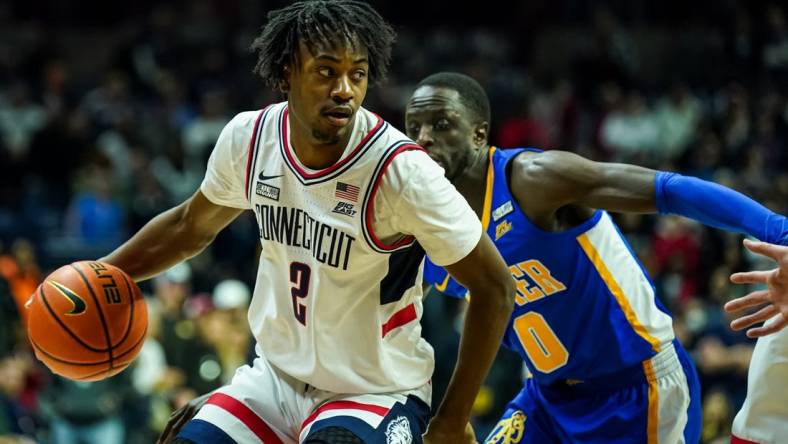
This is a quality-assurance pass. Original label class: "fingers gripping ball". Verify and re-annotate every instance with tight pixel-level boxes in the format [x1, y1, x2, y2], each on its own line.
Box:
[26, 261, 147, 381]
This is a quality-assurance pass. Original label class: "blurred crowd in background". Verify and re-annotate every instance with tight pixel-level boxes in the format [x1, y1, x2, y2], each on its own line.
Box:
[1, 0, 787, 442]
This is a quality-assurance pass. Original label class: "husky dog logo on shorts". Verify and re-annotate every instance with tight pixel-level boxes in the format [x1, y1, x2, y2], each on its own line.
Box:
[385, 416, 412, 444]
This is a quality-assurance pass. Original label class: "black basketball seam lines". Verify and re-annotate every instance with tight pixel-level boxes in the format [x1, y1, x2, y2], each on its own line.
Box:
[74, 368, 113, 381]
[71, 264, 115, 369]
[29, 324, 147, 366]
[112, 271, 135, 349]
[71, 344, 143, 381]
[39, 285, 108, 353]
[75, 368, 112, 381]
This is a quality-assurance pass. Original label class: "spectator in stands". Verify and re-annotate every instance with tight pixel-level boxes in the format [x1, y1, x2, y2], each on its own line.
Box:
[654, 83, 701, 162]
[63, 158, 126, 251]
[0, 239, 42, 316]
[600, 90, 661, 165]
[0, 83, 47, 163]
[38, 372, 131, 444]
[0, 355, 37, 441]
[209, 279, 252, 383]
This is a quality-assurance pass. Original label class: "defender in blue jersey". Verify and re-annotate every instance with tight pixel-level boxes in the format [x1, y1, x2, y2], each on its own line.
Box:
[406, 73, 788, 444]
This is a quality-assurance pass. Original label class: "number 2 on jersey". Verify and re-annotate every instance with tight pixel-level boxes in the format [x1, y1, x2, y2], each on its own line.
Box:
[290, 262, 311, 325]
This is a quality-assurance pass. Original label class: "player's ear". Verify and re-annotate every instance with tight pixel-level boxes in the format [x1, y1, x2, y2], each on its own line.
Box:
[473, 121, 489, 146]
[279, 65, 291, 93]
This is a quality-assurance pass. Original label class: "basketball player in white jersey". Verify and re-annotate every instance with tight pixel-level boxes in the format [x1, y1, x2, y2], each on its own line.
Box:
[725, 239, 788, 444]
[99, 2, 515, 443]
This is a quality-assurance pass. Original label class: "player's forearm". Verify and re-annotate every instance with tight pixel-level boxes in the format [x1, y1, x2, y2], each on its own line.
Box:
[100, 204, 214, 282]
[433, 280, 514, 424]
[655, 172, 788, 244]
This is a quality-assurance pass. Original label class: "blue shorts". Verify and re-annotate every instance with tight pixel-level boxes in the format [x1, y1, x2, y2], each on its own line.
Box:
[485, 341, 701, 444]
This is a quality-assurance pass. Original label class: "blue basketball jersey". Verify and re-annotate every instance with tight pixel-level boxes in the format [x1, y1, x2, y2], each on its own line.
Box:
[424, 147, 676, 385]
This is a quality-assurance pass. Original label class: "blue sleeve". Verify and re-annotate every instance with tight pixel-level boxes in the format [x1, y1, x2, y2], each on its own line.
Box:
[655, 172, 788, 245]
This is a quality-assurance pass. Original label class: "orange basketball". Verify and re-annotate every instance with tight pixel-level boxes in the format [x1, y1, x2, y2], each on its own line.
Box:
[26, 261, 147, 381]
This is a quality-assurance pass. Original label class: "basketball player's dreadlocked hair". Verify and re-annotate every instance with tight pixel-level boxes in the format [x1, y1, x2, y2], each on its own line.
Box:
[250, 0, 396, 89]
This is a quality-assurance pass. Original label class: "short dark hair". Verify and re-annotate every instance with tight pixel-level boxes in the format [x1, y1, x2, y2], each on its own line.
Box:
[416, 72, 491, 124]
[250, 0, 396, 89]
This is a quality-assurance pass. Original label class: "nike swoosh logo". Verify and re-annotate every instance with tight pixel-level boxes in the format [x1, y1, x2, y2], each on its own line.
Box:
[259, 171, 283, 181]
[47, 280, 87, 315]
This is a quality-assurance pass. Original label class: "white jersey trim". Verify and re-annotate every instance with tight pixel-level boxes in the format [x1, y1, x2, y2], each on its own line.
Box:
[277, 105, 388, 185]
[245, 105, 275, 202]
[576, 212, 675, 352]
[360, 141, 424, 253]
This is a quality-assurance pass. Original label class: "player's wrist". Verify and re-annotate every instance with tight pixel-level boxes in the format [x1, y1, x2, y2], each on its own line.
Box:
[430, 411, 470, 428]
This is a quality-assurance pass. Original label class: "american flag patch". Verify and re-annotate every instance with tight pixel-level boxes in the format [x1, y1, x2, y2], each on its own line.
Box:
[335, 182, 360, 202]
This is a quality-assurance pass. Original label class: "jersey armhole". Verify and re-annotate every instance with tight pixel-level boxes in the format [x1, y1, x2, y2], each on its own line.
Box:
[244, 105, 273, 201]
[507, 148, 604, 236]
[504, 148, 539, 203]
[361, 143, 425, 253]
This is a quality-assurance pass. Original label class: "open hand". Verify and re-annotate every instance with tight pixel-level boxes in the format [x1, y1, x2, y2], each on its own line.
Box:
[725, 239, 788, 338]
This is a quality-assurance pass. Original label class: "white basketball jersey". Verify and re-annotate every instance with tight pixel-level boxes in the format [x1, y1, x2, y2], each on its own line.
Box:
[201, 102, 482, 394]
[732, 326, 788, 444]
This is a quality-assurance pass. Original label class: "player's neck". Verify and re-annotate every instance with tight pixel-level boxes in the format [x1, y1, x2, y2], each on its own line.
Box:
[454, 147, 489, 218]
[289, 119, 354, 170]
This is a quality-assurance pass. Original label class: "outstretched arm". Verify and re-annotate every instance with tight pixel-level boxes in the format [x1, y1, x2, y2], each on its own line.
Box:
[510, 150, 657, 217]
[100, 190, 243, 281]
[725, 239, 788, 338]
[103, 111, 255, 281]
[511, 150, 788, 244]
